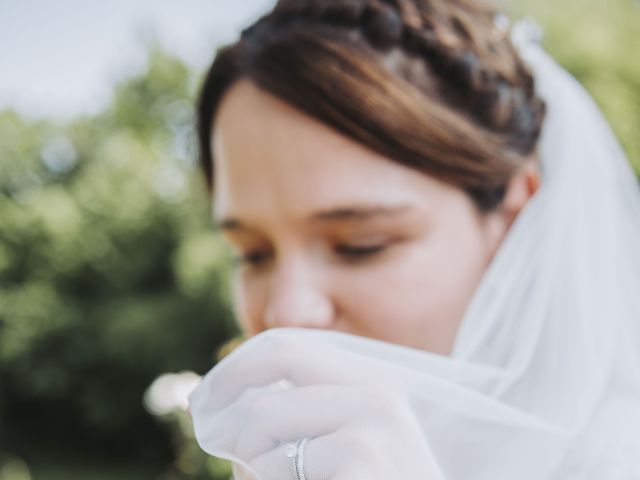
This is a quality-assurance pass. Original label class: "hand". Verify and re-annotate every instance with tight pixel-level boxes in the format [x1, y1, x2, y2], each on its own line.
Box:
[190, 329, 446, 480]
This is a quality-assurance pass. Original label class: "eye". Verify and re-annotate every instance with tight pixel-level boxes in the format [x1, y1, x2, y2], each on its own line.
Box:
[233, 250, 273, 269]
[334, 243, 387, 260]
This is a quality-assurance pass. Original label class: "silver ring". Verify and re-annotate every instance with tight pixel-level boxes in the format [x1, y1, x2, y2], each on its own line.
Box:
[286, 437, 309, 480]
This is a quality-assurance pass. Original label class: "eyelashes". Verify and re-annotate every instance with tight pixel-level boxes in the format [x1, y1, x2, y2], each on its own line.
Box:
[333, 243, 387, 259]
[233, 250, 272, 267]
[233, 243, 389, 269]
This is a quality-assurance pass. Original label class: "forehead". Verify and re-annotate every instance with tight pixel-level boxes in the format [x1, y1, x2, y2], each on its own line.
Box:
[212, 80, 445, 224]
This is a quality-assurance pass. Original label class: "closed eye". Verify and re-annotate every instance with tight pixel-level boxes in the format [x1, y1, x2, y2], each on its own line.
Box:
[334, 243, 387, 260]
[233, 250, 273, 268]
[233, 243, 390, 268]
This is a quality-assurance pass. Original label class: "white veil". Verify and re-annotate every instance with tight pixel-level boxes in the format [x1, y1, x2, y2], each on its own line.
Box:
[190, 23, 640, 479]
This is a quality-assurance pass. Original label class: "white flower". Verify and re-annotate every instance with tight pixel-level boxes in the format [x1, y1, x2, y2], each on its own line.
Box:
[144, 371, 202, 416]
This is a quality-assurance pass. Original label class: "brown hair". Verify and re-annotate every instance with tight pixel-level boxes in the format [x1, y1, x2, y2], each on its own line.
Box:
[196, 0, 545, 211]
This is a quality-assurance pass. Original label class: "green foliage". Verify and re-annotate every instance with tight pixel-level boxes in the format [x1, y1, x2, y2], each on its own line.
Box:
[150, 410, 232, 480]
[0, 48, 237, 478]
[508, 0, 640, 174]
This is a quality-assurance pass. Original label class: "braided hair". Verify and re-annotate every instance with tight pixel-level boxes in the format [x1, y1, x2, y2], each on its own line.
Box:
[197, 0, 545, 211]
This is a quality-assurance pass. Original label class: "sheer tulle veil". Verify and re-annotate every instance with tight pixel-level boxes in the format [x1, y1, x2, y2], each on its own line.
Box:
[190, 21, 640, 479]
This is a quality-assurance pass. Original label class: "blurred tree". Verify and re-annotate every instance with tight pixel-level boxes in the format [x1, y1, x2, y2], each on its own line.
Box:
[0, 47, 237, 478]
[508, 0, 640, 174]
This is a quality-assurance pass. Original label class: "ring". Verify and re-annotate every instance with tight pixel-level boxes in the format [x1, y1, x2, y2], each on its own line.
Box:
[286, 437, 309, 480]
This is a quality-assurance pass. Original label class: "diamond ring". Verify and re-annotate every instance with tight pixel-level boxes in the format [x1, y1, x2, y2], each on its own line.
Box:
[286, 437, 309, 480]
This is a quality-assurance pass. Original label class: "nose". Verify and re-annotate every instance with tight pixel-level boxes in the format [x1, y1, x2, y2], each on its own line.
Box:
[263, 258, 335, 330]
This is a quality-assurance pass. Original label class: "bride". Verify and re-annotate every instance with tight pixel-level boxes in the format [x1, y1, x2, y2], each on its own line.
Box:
[189, 0, 640, 478]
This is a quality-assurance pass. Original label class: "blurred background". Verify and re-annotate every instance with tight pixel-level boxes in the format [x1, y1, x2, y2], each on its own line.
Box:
[0, 0, 638, 479]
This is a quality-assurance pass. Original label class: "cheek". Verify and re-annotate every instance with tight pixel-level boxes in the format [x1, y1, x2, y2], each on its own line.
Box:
[232, 273, 268, 335]
[332, 223, 491, 351]
[332, 249, 460, 335]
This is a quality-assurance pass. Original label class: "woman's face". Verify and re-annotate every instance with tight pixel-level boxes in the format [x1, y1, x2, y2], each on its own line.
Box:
[212, 80, 527, 355]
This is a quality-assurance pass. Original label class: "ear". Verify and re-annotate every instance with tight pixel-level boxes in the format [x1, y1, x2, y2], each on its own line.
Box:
[480, 159, 541, 260]
[500, 159, 541, 227]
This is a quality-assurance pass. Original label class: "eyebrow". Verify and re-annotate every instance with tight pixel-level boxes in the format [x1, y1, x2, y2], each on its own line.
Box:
[311, 204, 413, 221]
[217, 204, 414, 232]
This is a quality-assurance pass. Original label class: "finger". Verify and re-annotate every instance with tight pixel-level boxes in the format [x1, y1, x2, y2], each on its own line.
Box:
[249, 430, 370, 480]
[191, 328, 395, 412]
[246, 442, 294, 480]
[249, 436, 336, 480]
[234, 384, 367, 460]
[194, 383, 368, 460]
